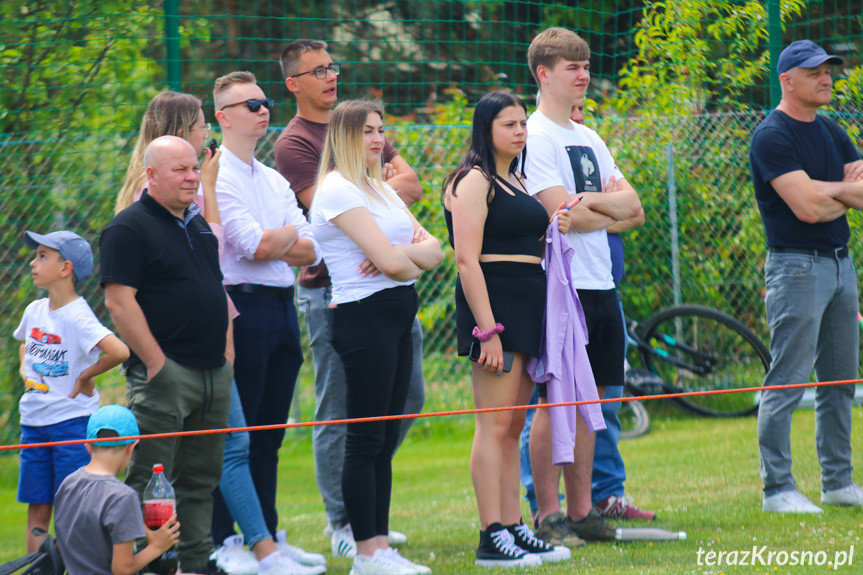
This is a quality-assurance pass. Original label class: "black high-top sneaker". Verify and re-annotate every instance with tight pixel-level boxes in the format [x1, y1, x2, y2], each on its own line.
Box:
[506, 521, 571, 563]
[475, 522, 542, 568]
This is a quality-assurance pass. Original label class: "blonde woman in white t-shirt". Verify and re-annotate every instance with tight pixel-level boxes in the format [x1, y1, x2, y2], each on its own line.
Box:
[310, 100, 442, 575]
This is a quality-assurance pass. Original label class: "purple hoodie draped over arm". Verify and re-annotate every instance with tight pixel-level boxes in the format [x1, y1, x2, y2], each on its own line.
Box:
[527, 219, 606, 465]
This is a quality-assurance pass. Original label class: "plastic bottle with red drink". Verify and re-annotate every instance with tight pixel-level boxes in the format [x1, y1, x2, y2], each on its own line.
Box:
[142, 463, 179, 575]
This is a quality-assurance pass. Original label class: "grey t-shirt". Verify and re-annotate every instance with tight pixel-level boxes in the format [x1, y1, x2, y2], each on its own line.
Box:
[54, 467, 147, 575]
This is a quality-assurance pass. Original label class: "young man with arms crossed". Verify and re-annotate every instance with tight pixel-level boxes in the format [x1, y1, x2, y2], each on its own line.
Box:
[274, 39, 424, 557]
[523, 27, 643, 546]
[210, 71, 325, 574]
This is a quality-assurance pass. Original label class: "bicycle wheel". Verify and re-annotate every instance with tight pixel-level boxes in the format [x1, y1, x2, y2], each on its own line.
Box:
[638, 305, 770, 417]
[619, 392, 650, 439]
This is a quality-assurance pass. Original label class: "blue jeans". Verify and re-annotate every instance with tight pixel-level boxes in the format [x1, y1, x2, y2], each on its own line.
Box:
[297, 285, 426, 528]
[519, 297, 628, 512]
[758, 252, 858, 496]
[212, 382, 271, 549]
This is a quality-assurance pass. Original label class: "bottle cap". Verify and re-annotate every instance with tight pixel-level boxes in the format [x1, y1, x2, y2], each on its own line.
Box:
[153, 463, 165, 473]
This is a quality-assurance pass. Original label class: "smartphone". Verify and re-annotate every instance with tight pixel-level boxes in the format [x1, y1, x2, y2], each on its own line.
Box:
[208, 138, 218, 156]
[469, 341, 514, 373]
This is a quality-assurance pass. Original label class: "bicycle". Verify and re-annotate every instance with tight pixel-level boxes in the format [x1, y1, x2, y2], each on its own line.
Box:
[618, 304, 772, 439]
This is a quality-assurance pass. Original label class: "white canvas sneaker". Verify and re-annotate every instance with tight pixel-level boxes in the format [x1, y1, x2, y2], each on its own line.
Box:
[762, 490, 823, 513]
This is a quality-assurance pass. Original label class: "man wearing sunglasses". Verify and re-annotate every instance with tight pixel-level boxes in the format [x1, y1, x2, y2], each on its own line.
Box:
[211, 71, 326, 575]
[273, 39, 424, 558]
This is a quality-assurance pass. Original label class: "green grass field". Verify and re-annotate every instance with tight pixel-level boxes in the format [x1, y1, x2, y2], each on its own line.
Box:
[0, 399, 860, 574]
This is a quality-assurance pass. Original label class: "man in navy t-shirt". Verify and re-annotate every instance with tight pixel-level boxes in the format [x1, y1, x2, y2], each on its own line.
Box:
[750, 40, 863, 514]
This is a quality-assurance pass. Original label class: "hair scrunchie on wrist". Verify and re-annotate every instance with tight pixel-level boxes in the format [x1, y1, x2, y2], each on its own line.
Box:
[472, 323, 505, 342]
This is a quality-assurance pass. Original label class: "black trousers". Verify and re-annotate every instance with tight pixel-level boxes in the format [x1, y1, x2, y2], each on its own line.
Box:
[330, 285, 419, 542]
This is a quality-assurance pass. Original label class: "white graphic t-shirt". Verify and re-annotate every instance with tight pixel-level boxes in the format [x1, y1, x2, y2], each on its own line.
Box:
[13, 297, 111, 426]
[524, 110, 625, 290]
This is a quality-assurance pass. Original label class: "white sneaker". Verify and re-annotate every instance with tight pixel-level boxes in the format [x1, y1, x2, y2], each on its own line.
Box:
[348, 552, 413, 575]
[326, 523, 407, 547]
[332, 524, 358, 558]
[762, 490, 824, 513]
[211, 535, 259, 575]
[275, 529, 327, 566]
[380, 548, 431, 574]
[822, 483, 863, 506]
[259, 551, 327, 575]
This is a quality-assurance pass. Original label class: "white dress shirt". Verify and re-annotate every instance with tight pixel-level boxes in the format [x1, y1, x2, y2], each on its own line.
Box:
[216, 146, 321, 287]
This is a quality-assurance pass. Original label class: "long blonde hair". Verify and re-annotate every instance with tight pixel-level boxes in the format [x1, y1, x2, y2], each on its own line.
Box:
[116, 91, 202, 214]
[316, 100, 397, 205]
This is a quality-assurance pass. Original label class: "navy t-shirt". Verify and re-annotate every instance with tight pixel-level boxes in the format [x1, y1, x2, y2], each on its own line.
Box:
[750, 110, 859, 250]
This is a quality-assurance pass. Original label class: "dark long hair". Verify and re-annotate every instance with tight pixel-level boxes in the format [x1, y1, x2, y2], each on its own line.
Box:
[441, 91, 528, 204]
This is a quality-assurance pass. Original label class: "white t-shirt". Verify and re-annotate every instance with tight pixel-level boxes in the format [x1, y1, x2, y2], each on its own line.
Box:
[525, 110, 625, 290]
[311, 171, 416, 304]
[13, 297, 111, 426]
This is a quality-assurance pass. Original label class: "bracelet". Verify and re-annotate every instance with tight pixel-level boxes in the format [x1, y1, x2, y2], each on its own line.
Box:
[472, 323, 505, 342]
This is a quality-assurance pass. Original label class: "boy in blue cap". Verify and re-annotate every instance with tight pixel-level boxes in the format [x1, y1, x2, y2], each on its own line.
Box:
[54, 405, 180, 575]
[13, 230, 130, 552]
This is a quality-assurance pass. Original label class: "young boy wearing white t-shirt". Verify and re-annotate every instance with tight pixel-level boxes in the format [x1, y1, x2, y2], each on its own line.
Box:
[13, 230, 129, 553]
[522, 27, 644, 546]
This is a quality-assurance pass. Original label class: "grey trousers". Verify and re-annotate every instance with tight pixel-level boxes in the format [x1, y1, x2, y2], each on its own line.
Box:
[297, 285, 426, 527]
[758, 251, 858, 496]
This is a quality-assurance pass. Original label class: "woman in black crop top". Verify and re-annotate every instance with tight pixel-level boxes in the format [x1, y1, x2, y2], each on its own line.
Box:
[442, 91, 574, 567]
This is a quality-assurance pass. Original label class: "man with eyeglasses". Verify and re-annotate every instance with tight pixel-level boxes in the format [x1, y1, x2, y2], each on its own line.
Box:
[210, 70, 326, 575]
[273, 39, 424, 558]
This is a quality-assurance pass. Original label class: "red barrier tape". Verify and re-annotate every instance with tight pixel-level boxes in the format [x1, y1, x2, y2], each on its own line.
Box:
[2, 378, 860, 452]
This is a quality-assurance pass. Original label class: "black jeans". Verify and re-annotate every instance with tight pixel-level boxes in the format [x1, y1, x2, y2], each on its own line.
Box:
[330, 285, 419, 542]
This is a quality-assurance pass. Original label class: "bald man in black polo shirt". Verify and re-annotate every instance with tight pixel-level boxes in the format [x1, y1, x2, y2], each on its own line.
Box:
[101, 135, 233, 574]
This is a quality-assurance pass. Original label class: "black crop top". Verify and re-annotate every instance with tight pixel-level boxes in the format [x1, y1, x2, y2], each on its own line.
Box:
[445, 175, 548, 258]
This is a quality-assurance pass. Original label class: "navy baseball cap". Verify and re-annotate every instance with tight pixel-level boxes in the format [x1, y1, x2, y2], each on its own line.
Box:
[23, 230, 94, 282]
[777, 40, 843, 75]
[87, 405, 140, 446]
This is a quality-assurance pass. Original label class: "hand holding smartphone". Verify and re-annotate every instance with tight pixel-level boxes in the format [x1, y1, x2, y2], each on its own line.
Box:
[208, 138, 218, 156]
[469, 341, 514, 373]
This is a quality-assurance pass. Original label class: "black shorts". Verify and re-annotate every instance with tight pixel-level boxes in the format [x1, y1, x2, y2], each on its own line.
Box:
[455, 261, 546, 358]
[537, 287, 624, 396]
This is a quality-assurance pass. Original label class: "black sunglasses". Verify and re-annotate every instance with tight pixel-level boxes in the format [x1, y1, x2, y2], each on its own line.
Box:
[219, 98, 274, 112]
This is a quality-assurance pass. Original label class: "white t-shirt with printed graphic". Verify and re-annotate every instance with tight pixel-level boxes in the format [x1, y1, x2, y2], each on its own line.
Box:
[311, 171, 416, 305]
[525, 110, 625, 290]
[13, 297, 111, 426]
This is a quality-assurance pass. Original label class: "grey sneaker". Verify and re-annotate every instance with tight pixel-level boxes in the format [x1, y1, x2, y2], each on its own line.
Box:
[534, 512, 586, 548]
[822, 484, 863, 507]
[763, 490, 823, 513]
[565, 509, 617, 542]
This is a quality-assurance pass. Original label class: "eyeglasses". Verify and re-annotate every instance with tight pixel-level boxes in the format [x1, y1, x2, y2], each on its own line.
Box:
[219, 98, 274, 112]
[193, 122, 211, 133]
[291, 63, 341, 80]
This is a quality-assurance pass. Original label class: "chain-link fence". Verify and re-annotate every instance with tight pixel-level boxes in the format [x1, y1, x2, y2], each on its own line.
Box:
[2, 1, 863, 442]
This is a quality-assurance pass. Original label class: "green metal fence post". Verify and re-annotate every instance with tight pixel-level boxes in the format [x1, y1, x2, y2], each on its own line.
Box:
[164, 0, 181, 91]
[767, 0, 782, 108]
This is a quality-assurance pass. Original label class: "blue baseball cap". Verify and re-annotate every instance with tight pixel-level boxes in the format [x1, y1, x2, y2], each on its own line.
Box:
[777, 40, 843, 75]
[23, 230, 94, 282]
[87, 405, 140, 446]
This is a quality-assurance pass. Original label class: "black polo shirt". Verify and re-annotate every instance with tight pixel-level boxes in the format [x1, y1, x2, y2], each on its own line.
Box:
[100, 191, 227, 369]
[750, 110, 859, 250]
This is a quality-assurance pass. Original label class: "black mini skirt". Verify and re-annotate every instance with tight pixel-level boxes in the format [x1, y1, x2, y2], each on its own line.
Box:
[455, 261, 546, 358]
